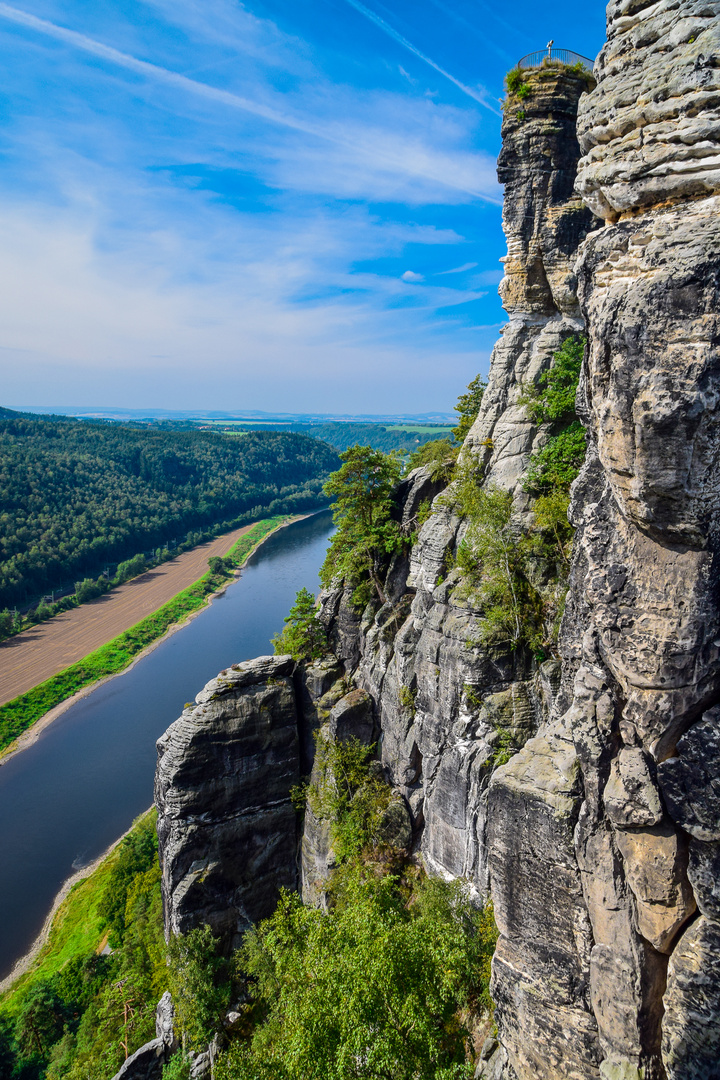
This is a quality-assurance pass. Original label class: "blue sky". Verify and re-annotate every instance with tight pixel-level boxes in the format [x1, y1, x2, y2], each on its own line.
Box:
[0, 0, 605, 414]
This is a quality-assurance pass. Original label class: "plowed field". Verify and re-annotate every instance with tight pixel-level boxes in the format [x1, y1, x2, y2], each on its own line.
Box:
[0, 526, 252, 707]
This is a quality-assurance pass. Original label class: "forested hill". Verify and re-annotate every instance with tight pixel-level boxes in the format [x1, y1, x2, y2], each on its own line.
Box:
[286, 422, 453, 454]
[0, 409, 339, 607]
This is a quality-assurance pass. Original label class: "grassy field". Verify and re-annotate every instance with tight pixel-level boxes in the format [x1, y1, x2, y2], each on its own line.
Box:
[0, 515, 296, 757]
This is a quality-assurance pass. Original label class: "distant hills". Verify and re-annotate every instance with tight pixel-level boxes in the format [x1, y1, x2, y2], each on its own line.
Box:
[0, 409, 339, 608]
[10, 405, 456, 424]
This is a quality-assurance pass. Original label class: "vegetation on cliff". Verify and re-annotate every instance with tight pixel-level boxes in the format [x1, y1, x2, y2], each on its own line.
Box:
[450, 335, 586, 658]
[451, 376, 486, 444]
[320, 446, 404, 610]
[522, 335, 586, 495]
[271, 587, 328, 663]
[221, 872, 494, 1080]
[210, 739, 496, 1080]
[0, 411, 338, 609]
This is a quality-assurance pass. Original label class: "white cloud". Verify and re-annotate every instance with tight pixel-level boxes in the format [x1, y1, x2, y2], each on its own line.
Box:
[438, 261, 478, 274]
[0, 3, 501, 205]
[0, 1, 502, 412]
[0, 174, 489, 410]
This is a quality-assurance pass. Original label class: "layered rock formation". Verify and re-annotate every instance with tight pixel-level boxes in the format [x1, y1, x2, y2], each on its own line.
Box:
[155, 655, 301, 950]
[319, 64, 598, 906]
[154, 6, 720, 1078]
[155, 653, 350, 949]
[488, 5, 720, 1078]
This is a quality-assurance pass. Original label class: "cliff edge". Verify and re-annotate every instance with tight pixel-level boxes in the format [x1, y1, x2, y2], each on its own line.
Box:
[153, 6, 720, 1078]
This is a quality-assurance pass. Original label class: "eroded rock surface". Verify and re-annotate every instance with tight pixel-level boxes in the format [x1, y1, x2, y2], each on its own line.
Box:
[576, 0, 720, 220]
[488, 3, 720, 1077]
[153, 6, 720, 1077]
[316, 65, 598, 921]
[155, 655, 301, 949]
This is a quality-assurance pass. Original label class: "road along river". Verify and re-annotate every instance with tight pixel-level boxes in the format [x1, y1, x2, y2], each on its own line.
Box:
[0, 511, 334, 980]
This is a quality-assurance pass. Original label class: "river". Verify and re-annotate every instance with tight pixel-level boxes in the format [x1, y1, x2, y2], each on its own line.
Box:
[0, 511, 334, 980]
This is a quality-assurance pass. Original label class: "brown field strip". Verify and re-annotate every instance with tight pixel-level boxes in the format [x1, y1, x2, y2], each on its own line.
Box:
[0, 526, 252, 707]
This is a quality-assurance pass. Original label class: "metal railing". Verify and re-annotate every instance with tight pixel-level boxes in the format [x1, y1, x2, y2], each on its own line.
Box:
[518, 48, 594, 71]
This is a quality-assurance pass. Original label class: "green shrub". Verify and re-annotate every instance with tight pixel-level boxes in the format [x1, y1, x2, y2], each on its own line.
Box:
[452, 375, 487, 444]
[168, 926, 232, 1052]
[221, 873, 496, 1080]
[524, 422, 586, 494]
[405, 438, 458, 482]
[114, 554, 148, 584]
[0, 811, 166, 1080]
[308, 735, 392, 863]
[522, 335, 584, 425]
[454, 482, 543, 653]
[320, 446, 404, 611]
[271, 587, 328, 662]
[97, 814, 159, 947]
[505, 68, 529, 96]
[398, 685, 417, 715]
[74, 578, 107, 604]
[163, 1054, 192, 1080]
[522, 335, 587, 495]
[207, 556, 232, 577]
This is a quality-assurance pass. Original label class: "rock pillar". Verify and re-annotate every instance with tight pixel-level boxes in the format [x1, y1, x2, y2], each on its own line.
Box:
[489, 4, 720, 1078]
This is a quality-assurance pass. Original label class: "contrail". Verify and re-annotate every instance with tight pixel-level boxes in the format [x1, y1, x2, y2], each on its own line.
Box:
[0, 3, 499, 200]
[0, 2, 326, 139]
[342, 0, 500, 115]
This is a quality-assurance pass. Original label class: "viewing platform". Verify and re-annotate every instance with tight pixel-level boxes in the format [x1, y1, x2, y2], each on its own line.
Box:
[518, 47, 594, 72]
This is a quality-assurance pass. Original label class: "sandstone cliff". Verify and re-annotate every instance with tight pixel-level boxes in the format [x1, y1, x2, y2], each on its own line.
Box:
[489, 5, 720, 1078]
[320, 63, 597, 907]
[153, 6, 720, 1077]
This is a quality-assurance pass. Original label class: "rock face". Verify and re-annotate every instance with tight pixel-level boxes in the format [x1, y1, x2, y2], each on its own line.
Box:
[155, 653, 349, 947]
[109, 993, 177, 1080]
[317, 64, 598, 911]
[463, 65, 596, 498]
[156, 655, 302, 949]
[576, 0, 720, 220]
[488, 5, 720, 1079]
[153, 6, 720, 1078]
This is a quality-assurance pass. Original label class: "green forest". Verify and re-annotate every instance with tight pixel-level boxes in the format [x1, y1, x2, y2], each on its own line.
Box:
[0, 409, 339, 608]
[215, 422, 455, 455]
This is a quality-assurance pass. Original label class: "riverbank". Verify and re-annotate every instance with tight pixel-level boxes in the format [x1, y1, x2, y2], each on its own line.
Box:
[0, 810, 152, 996]
[0, 514, 312, 762]
[0, 525, 255, 707]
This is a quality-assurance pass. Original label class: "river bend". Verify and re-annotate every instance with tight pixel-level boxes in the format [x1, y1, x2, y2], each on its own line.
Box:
[0, 511, 333, 979]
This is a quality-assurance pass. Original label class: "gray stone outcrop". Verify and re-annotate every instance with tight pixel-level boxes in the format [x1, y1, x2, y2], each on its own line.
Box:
[576, 0, 720, 220]
[155, 655, 301, 949]
[109, 992, 177, 1080]
[317, 63, 598, 916]
[489, 4, 720, 1078]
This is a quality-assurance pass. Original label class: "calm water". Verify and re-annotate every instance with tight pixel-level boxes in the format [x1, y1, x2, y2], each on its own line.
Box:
[0, 511, 334, 979]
